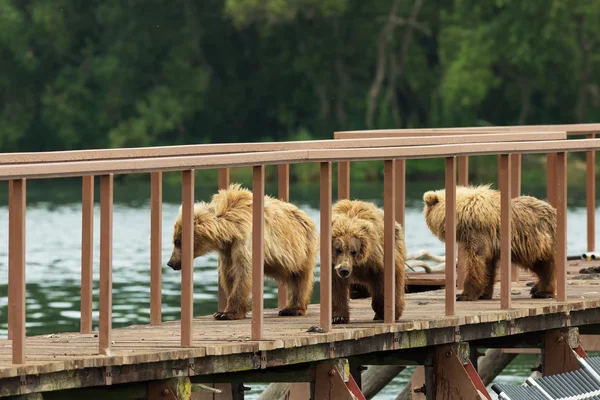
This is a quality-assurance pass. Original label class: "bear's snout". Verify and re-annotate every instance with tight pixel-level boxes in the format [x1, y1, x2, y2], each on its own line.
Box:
[167, 260, 181, 271]
[335, 265, 351, 279]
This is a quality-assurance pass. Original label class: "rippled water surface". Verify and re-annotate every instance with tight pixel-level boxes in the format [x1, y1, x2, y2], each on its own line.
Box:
[0, 179, 596, 399]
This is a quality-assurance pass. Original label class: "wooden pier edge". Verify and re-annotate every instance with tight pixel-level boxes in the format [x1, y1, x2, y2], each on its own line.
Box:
[2, 306, 600, 396]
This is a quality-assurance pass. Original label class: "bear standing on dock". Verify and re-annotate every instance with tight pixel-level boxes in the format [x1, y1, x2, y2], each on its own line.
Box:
[167, 184, 318, 320]
[330, 199, 407, 324]
[423, 185, 557, 301]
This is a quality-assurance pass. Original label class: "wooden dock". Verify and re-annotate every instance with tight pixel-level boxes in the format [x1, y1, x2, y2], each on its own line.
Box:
[3, 123, 600, 398]
[2, 261, 600, 398]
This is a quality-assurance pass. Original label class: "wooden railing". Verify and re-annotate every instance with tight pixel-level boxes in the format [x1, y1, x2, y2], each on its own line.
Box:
[334, 124, 600, 290]
[3, 127, 600, 365]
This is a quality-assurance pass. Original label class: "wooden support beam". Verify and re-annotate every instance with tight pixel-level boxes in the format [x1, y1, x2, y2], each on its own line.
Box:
[40, 377, 198, 400]
[314, 360, 366, 400]
[542, 328, 580, 376]
[431, 344, 491, 400]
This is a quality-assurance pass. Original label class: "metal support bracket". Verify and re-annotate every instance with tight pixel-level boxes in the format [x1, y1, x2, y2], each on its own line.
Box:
[104, 366, 113, 386]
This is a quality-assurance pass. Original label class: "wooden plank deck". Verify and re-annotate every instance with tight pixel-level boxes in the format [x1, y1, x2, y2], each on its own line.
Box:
[1, 260, 600, 396]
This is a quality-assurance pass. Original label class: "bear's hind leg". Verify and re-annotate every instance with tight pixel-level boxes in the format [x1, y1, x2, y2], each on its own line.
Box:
[479, 256, 499, 300]
[457, 248, 490, 301]
[279, 268, 313, 317]
[530, 259, 556, 299]
[394, 266, 406, 320]
[332, 273, 350, 324]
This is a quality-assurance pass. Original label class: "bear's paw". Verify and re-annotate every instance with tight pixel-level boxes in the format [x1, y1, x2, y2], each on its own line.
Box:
[332, 316, 349, 324]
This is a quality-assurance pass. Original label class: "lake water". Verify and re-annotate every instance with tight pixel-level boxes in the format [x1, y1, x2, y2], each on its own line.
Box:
[0, 178, 596, 399]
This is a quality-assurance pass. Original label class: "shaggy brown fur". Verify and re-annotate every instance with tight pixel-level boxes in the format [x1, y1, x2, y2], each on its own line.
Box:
[167, 184, 318, 320]
[423, 185, 557, 301]
[331, 199, 407, 324]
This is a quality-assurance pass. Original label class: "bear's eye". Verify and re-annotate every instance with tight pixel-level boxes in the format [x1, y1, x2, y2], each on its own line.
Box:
[350, 250, 358, 257]
[174, 239, 181, 248]
[335, 248, 342, 256]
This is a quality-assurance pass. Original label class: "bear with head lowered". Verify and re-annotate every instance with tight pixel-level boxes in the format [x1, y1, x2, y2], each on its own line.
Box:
[167, 184, 318, 320]
[330, 199, 406, 324]
[423, 184, 556, 301]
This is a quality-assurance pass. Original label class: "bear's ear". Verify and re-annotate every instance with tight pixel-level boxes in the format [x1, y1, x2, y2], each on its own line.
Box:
[423, 191, 439, 207]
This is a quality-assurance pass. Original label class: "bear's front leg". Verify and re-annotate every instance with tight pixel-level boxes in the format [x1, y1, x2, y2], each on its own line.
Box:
[214, 275, 251, 320]
[332, 273, 350, 324]
[214, 253, 251, 320]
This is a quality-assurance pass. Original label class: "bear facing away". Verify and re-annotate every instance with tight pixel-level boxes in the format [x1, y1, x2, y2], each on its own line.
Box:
[331, 199, 407, 324]
[167, 184, 318, 320]
[423, 184, 556, 301]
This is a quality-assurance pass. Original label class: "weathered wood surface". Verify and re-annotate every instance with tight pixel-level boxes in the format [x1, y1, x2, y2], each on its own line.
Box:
[0, 260, 599, 395]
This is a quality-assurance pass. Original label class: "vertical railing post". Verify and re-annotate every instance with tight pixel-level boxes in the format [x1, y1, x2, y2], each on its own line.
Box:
[181, 170, 194, 347]
[320, 162, 332, 331]
[547, 153, 557, 207]
[150, 172, 163, 326]
[556, 152, 567, 302]
[457, 156, 468, 290]
[99, 174, 113, 356]
[383, 160, 396, 323]
[252, 165, 265, 340]
[217, 168, 230, 310]
[9, 179, 26, 364]
[586, 133, 596, 253]
[277, 164, 290, 310]
[395, 160, 406, 232]
[510, 154, 521, 283]
[81, 176, 94, 334]
[338, 162, 350, 200]
[7, 180, 13, 341]
[444, 157, 456, 317]
[499, 154, 512, 310]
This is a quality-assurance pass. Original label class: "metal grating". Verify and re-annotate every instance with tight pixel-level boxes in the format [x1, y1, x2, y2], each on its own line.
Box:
[491, 356, 600, 400]
[491, 383, 549, 400]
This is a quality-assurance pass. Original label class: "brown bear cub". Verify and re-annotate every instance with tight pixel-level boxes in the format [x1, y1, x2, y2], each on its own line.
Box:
[331, 199, 407, 324]
[423, 184, 557, 301]
[167, 184, 318, 320]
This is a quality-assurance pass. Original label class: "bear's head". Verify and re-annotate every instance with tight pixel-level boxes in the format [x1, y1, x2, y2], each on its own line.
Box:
[167, 202, 218, 270]
[423, 189, 447, 241]
[331, 215, 378, 279]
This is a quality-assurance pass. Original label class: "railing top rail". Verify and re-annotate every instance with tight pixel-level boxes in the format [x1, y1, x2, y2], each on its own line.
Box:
[334, 123, 600, 138]
[0, 131, 566, 165]
[1, 137, 599, 181]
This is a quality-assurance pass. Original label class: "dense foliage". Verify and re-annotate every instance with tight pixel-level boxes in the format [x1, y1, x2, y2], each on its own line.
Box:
[1, 0, 599, 181]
